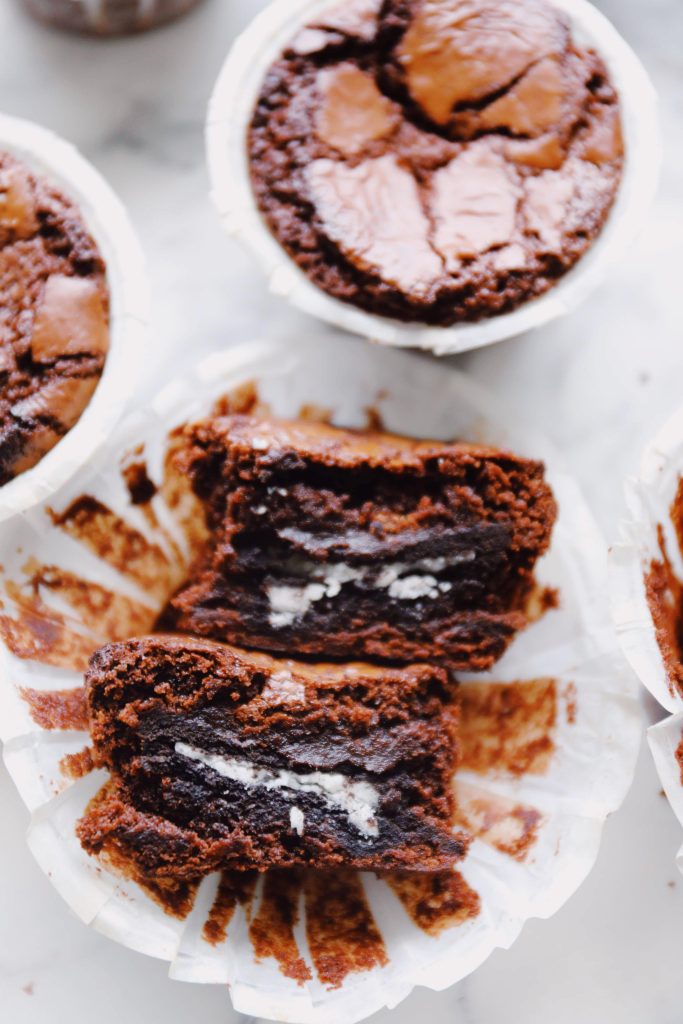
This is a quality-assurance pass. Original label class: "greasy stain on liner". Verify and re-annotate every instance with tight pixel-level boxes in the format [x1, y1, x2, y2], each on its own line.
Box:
[160, 432, 211, 562]
[20, 559, 156, 642]
[120, 445, 187, 569]
[48, 496, 179, 603]
[0, 580, 98, 672]
[202, 870, 257, 947]
[455, 781, 542, 862]
[198, 867, 477, 984]
[459, 678, 557, 776]
[644, 487, 683, 696]
[670, 478, 683, 564]
[248, 869, 311, 983]
[20, 686, 88, 731]
[563, 681, 577, 725]
[297, 403, 334, 424]
[60, 746, 95, 780]
[676, 732, 683, 787]
[304, 870, 387, 989]
[384, 870, 480, 937]
[526, 583, 560, 623]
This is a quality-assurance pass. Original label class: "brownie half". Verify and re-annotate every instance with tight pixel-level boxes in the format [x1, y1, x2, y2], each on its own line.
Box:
[0, 151, 110, 484]
[77, 635, 467, 878]
[247, 0, 624, 325]
[163, 414, 557, 668]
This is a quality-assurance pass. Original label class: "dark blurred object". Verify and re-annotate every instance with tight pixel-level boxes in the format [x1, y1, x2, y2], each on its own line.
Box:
[21, 0, 205, 35]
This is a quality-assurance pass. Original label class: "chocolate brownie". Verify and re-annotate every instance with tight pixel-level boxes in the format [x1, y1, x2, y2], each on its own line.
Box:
[77, 635, 468, 878]
[248, 0, 624, 325]
[163, 414, 557, 668]
[0, 151, 109, 485]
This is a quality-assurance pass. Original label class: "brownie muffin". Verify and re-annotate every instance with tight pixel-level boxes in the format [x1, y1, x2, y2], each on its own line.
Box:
[77, 635, 468, 878]
[22, 0, 205, 35]
[248, 0, 624, 325]
[163, 413, 557, 668]
[0, 151, 109, 485]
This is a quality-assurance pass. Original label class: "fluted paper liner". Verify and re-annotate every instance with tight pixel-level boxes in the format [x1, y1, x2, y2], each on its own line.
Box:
[0, 336, 639, 1023]
[0, 113, 149, 521]
[206, 0, 659, 356]
[611, 404, 683, 869]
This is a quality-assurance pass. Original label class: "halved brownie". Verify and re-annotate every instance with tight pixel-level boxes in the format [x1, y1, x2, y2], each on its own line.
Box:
[163, 414, 557, 668]
[77, 634, 467, 878]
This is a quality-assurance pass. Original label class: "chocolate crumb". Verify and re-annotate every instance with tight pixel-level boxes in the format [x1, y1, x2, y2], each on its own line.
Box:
[60, 746, 95, 779]
[21, 686, 88, 731]
[123, 460, 157, 506]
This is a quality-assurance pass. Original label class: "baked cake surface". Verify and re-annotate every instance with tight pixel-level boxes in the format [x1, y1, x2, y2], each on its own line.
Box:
[0, 151, 109, 484]
[164, 413, 557, 668]
[248, 0, 623, 325]
[77, 635, 467, 878]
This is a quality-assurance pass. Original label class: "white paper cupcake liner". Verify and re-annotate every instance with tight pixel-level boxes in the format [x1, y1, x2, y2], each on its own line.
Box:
[610, 404, 683, 868]
[0, 113, 149, 522]
[0, 335, 639, 1023]
[206, 0, 659, 356]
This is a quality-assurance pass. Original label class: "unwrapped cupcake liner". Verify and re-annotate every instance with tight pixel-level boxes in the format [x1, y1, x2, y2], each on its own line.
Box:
[0, 336, 640, 1023]
[0, 113, 148, 522]
[206, 0, 659, 357]
[610, 404, 683, 865]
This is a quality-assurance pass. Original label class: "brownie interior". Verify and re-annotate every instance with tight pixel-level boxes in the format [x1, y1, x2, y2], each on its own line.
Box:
[164, 415, 556, 667]
[78, 636, 467, 877]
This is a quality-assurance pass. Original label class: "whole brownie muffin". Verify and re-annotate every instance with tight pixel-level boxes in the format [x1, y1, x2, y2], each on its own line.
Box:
[0, 151, 109, 485]
[248, 0, 624, 325]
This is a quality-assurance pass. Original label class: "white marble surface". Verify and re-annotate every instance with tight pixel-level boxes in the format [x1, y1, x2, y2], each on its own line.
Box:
[0, 0, 682, 1021]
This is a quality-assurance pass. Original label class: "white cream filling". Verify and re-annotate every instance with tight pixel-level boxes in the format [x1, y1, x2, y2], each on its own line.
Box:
[387, 574, 451, 600]
[261, 670, 307, 704]
[290, 806, 305, 836]
[176, 742, 379, 837]
[266, 552, 473, 628]
[268, 582, 330, 628]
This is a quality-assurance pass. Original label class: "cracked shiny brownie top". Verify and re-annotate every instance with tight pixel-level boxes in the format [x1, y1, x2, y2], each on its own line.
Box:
[162, 413, 557, 669]
[248, 0, 623, 325]
[77, 635, 468, 877]
[0, 151, 109, 485]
